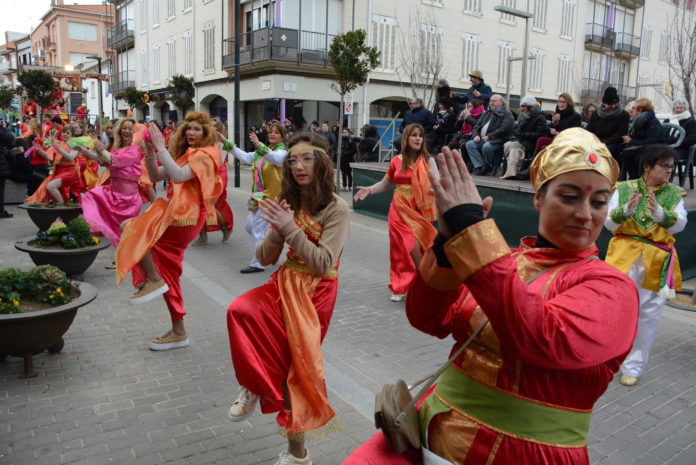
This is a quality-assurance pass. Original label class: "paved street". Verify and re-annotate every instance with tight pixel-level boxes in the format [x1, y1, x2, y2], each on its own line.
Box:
[1, 165, 696, 465]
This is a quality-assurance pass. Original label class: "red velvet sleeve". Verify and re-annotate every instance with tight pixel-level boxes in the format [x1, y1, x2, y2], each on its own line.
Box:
[405, 274, 467, 340]
[464, 257, 639, 370]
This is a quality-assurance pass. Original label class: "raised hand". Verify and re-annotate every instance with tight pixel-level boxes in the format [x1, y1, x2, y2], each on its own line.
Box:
[646, 191, 658, 213]
[147, 122, 166, 152]
[259, 198, 294, 231]
[249, 132, 259, 148]
[624, 190, 642, 217]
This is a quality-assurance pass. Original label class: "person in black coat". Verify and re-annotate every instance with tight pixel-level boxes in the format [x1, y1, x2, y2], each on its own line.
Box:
[671, 99, 696, 161]
[339, 128, 358, 191]
[549, 93, 582, 137]
[430, 101, 457, 153]
[514, 95, 548, 157]
[0, 125, 15, 218]
[586, 87, 630, 159]
[358, 124, 379, 162]
[621, 98, 665, 179]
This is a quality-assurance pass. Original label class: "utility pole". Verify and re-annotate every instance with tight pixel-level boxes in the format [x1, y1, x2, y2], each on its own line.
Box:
[233, 0, 241, 188]
[86, 55, 103, 125]
[494, 5, 533, 99]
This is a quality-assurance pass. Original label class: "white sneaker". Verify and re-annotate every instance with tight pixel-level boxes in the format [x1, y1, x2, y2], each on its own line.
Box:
[274, 450, 312, 465]
[227, 387, 259, 421]
[390, 293, 406, 302]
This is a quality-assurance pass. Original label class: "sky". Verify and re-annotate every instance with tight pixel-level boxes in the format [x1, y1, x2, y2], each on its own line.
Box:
[0, 0, 103, 40]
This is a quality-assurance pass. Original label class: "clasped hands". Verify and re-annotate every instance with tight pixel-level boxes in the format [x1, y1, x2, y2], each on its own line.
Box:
[623, 190, 663, 222]
[259, 198, 294, 232]
[430, 147, 493, 238]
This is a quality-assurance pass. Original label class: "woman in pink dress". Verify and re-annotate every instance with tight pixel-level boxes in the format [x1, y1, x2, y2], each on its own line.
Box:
[79, 117, 144, 248]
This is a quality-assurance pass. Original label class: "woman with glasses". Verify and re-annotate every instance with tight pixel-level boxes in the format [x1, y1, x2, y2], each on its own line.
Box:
[605, 145, 687, 386]
[226, 133, 350, 465]
[353, 123, 437, 302]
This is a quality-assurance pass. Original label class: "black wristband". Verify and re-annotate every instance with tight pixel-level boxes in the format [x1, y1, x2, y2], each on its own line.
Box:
[443, 204, 485, 237]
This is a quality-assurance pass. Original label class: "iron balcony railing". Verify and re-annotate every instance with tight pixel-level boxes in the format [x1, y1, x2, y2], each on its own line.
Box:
[617, 0, 644, 9]
[107, 19, 135, 49]
[110, 70, 136, 94]
[614, 32, 641, 57]
[585, 23, 615, 50]
[581, 78, 635, 104]
[222, 27, 337, 69]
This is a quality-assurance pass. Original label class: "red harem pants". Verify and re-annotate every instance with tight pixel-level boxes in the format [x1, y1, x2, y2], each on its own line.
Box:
[226, 272, 338, 427]
[132, 208, 205, 322]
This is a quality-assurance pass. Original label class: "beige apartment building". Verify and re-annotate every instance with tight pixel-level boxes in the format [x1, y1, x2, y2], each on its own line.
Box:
[122, 0, 689, 133]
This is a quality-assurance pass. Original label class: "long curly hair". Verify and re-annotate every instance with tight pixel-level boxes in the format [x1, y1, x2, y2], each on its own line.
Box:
[168, 111, 217, 159]
[400, 123, 430, 172]
[112, 117, 137, 150]
[280, 132, 334, 216]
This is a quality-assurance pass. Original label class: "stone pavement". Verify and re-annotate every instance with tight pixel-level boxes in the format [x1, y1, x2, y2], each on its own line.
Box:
[1, 165, 695, 465]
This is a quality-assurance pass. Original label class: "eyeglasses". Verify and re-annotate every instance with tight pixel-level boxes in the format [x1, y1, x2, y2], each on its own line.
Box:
[287, 155, 316, 166]
[659, 163, 675, 171]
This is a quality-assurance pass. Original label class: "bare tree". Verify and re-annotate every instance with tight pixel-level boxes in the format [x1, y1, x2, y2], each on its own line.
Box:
[395, 8, 445, 110]
[668, 3, 696, 115]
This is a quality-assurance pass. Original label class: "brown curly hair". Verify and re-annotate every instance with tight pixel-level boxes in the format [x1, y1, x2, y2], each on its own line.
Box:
[168, 111, 217, 159]
[280, 132, 334, 216]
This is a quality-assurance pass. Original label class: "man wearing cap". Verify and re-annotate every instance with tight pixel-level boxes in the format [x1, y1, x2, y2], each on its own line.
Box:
[450, 70, 493, 108]
[586, 87, 630, 160]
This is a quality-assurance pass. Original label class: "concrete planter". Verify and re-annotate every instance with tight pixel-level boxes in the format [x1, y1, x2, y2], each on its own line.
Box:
[14, 236, 111, 277]
[0, 282, 98, 378]
[18, 203, 83, 231]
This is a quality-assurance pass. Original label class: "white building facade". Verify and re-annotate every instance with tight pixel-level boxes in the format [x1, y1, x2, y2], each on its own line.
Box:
[121, 0, 688, 133]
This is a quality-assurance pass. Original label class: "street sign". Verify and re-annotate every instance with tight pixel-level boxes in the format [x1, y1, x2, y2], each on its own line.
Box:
[344, 93, 353, 115]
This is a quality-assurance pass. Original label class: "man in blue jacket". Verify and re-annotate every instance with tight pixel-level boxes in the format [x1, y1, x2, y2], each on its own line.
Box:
[450, 70, 493, 108]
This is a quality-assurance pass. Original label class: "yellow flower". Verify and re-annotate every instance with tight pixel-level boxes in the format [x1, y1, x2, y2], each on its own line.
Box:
[91, 236, 100, 244]
[12, 299, 19, 306]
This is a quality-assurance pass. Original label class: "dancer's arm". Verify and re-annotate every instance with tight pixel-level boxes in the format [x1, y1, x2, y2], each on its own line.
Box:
[51, 140, 78, 161]
[32, 142, 50, 160]
[147, 122, 195, 183]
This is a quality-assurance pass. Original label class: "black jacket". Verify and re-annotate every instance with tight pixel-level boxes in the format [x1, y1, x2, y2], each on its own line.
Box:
[586, 109, 630, 146]
[434, 110, 456, 136]
[400, 106, 437, 134]
[0, 127, 14, 179]
[550, 107, 582, 135]
[628, 111, 664, 147]
[677, 116, 696, 150]
[471, 107, 515, 144]
[359, 125, 379, 162]
[339, 135, 358, 167]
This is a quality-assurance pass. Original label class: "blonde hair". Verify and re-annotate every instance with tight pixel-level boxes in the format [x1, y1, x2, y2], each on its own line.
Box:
[112, 117, 137, 150]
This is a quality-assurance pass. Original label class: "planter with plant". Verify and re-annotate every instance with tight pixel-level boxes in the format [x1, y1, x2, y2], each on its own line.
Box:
[14, 217, 111, 276]
[0, 265, 98, 377]
[18, 202, 83, 231]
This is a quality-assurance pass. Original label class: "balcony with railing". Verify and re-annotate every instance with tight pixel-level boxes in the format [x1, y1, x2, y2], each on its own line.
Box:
[107, 19, 135, 50]
[613, 32, 641, 58]
[585, 23, 615, 51]
[581, 78, 635, 104]
[0, 60, 16, 74]
[222, 28, 337, 71]
[617, 0, 644, 9]
[110, 70, 136, 94]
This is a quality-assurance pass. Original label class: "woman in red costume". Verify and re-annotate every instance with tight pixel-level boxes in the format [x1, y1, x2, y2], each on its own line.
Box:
[25, 125, 83, 203]
[353, 123, 437, 302]
[226, 133, 350, 465]
[116, 112, 222, 351]
[344, 128, 640, 465]
[192, 117, 234, 245]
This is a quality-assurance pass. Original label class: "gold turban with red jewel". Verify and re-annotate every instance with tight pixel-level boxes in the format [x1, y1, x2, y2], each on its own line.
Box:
[530, 127, 620, 190]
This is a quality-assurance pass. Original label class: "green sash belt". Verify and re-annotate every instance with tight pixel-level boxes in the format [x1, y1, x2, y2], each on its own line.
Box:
[420, 366, 592, 447]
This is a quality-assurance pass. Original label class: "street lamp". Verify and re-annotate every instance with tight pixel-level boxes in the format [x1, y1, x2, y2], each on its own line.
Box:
[86, 55, 103, 127]
[64, 64, 74, 72]
[494, 5, 533, 98]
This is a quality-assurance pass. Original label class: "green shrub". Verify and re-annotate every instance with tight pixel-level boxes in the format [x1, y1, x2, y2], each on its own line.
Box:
[0, 265, 76, 313]
[33, 218, 100, 249]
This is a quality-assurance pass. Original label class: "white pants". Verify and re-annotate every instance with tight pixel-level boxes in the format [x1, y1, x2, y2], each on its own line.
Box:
[244, 209, 269, 269]
[621, 261, 666, 378]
